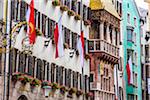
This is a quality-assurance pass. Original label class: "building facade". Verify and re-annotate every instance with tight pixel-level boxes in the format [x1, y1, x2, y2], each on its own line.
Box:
[0, 0, 91, 100]
[139, 7, 148, 100]
[122, 0, 142, 99]
[89, 0, 120, 100]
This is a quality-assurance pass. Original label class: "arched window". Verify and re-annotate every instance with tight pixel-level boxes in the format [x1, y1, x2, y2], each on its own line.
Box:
[17, 95, 28, 100]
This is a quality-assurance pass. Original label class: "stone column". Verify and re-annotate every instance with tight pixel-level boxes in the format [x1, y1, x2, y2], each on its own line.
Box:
[112, 27, 116, 45]
[100, 21, 104, 40]
[106, 23, 111, 43]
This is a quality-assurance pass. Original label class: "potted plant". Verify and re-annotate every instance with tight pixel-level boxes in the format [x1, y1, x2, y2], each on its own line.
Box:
[11, 72, 22, 83]
[60, 5, 68, 12]
[30, 78, 41, 87]
[68, 88, 76, 95]
[20, 75, 33, 85]
[84, 20, 91, 26]
[74, 14, 81, 20]
[52, 0, 60, 6]
[67, 10, 75, 16]
[35, 28, 43, 36]
[76, 90, 83, 97]
[60, 85, 67, 95]
[85, 92, 93, 98]
[84, 54, 90, 60]
[51, 82, 59, 91]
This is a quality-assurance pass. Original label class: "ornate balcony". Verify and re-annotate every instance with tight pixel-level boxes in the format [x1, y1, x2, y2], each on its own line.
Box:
[88, 39, 119, 63]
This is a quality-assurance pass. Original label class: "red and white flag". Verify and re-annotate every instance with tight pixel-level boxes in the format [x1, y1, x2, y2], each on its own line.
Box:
[126, 56, 133, 85]
[26, 0, 36, 44]
[54, 17, 64, 58]
[77, 31, 84, 67]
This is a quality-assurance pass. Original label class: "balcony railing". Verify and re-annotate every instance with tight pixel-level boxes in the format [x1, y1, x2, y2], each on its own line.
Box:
[88, 39, 119, 58]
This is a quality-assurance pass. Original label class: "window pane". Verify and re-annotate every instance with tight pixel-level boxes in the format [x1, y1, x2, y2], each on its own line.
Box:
[28, 56, 35, 77]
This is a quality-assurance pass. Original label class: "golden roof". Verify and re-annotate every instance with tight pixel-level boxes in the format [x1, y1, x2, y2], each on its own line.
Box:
[90, 0, 120, 19]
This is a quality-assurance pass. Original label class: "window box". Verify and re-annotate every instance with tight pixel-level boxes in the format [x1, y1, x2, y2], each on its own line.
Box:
[30, 78, 41, 87]
[60, 5, 68, 12]
[84, 20, 91, 26]
[76, 90, 83, 97]
[84, 54, 90, 60]
[52, 0, 60, 6]
[51, 82, 59, 91]
[12, 72, 22, 84]
[74, 14, 81, 20]
[85, 92, 93, 98]
[60, 85, 68, 95]
[68, 88, 76, 95]
[20, 75, 33, 85]
[35, 28, 43, 36]
[67, 10, 75, 16]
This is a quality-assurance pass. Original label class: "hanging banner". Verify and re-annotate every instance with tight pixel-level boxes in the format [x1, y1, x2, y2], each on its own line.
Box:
[148, 78, 150, 94]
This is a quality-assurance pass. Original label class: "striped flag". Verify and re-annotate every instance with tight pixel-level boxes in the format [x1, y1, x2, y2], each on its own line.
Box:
[77, 31, 84, 67]
[26, 0, 36, 44]
[54, 16, 64, 58]
[126, 56, 133, 85]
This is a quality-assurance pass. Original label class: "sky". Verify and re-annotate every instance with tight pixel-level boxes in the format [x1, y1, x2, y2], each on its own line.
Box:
[135, 0, 148, 9]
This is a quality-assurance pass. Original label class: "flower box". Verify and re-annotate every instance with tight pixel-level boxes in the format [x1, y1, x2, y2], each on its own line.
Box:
[51, 82, 59, 91]
[20, 75, 33, 85]
[68, 88, 76, 95]
[85, 92, 93, 98]
[84, 20, 91, 26]
[52, 0, 60, 6]
[67, 10, 75, 16]
[60, 5, 68, 12]
[84, 54, 90, 60]
[30, 78, 41, 87]
[12, 72, 22, 83]
[74, 14, 81, 20]
[60, 86, 67, 95]
[76, 90, 83, 97]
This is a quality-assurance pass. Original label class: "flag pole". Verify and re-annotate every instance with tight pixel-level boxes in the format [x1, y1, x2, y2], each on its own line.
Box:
[80, 0, 84, 100]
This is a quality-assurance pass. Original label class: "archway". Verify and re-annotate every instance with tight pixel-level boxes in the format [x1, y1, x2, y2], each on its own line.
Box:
[17, 95, 28, 100]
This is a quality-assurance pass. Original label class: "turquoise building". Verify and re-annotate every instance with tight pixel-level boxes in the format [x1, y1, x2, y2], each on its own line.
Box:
[122, 0, 142, 99]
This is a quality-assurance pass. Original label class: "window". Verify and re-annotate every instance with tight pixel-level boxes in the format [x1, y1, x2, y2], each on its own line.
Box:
[34, 9, 38, 28]
[65, 68, 67, 86]
[9, 49, 17, 74]
[59, 66, 63, 85]
[18, 53, 26, 73]
[90, 73, 94, 82]
[127, 49, 133, 62]
[42, 14, 47, 36]
[127, 94, 134, 100]
[11, 0, 18, 21]
[27, 56, 35, 77]
[84, 75, 88, 93]
[67, 69, 72, 88]
[36, 59, 43, 80]
[72, 33, 77, 49]
[56, 65, 59, 83]
[83, 5, 87, 20]
[51, 63, 55, 83]
[38, 12, 40, 29]
[133, 32, 136, 44]
[134, 17, 137, 27]
[127, 29, 133, 42]
[20, 1, 28, 21]
[87, 7, 91, 20]
[78, 2, 81, 15]
[71, 0, 77, 12]
[145, 45, 149, 58]
[48, 19, 55, 38]
[73, 71, 75, 87]
[127, 13, 130, 23]
[64, 28, 70, 46]
[134, 73, 137, 86]
[47, 63, 50, 81]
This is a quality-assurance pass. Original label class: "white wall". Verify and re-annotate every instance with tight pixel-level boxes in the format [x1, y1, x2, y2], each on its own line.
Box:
[14, 0, 90, 76]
